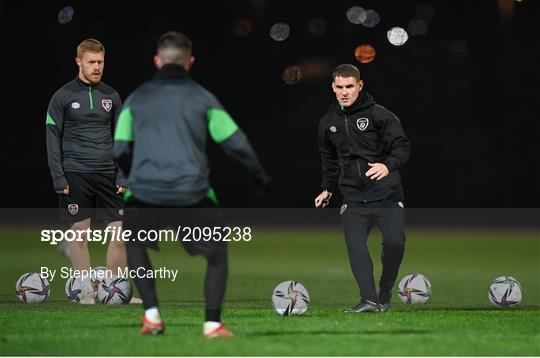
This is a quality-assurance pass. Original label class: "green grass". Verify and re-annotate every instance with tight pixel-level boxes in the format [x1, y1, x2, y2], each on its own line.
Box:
[0, 227, 539, 355]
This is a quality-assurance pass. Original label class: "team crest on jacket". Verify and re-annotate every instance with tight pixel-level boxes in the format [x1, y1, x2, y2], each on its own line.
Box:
[102, 99, 113, 112]
[340, 204, 347, 215]
[356, 118, 369, 131]
[68, 204, 79, 215]
[330, 126, 337, 133]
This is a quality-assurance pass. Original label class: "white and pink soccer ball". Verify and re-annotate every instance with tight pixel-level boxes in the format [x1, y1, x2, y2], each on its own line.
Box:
[488, 276, 522, 308]
[15, 272, 50, 303]
[397, 273, 432, 304]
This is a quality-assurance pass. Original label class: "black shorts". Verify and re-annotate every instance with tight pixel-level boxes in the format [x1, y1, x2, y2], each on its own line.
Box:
[59, 172, 124, 223]
[124, 197, 226, 257]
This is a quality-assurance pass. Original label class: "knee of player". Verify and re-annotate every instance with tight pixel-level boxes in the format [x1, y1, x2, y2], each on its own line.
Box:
[108, 238, 126, 248]
[203, 246, 228, 263]
[70, 220, 91, 239]
[381, 240, 405, 250]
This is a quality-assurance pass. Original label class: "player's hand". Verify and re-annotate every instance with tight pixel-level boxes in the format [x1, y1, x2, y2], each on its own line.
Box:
[56, 185, 70, 196]
[250, 171, 273, 196]
[116, 186, 126, 194]
[315, 190, 332, 208]
[365, 163, 389, 181]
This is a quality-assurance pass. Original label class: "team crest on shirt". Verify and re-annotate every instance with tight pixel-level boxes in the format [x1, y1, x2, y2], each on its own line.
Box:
[356, 117, 369, 131]
[102, 99, 113, 112]
[330, 126, 337, 133]
[340, 204, 347, 215]
[68, 204, 79, 215]
[71, 102, 80, 109]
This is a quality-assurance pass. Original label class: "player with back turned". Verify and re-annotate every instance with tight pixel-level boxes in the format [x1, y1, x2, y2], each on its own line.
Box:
[114, 31, 271, 337]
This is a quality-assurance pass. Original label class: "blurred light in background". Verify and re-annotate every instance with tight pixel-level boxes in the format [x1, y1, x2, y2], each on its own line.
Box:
[307, 17, 328, 37]
[282, 65, 303, 85]
[299, 58, 333, 82]
[346, 6, 367, 25]
[232, 19, 253, 37]
[57, 6, 74, 25]
[270, 22, 290, 41]
[361, 9, 381, 28]
[354, 44, 376, 64]
[387, 27, 409, 46]
[408, 18, 428, 36]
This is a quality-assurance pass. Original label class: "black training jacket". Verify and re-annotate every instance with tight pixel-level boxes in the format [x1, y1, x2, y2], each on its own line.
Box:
[46, 77, 126, 191]
[318, 92, 411, 202]
[114, 64, 266, 206]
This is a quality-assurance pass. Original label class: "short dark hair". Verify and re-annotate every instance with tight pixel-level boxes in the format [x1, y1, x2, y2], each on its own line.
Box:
[157, 31, 192, 65]
[77, 39, 105, 58]
[332, 64, 360, 82]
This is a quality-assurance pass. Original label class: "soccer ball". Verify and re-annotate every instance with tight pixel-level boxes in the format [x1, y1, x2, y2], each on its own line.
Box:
[65, 277, 96, 302]
[15, 272, 50, 303]
[97, 276, 132, 304]
[91, 266, 109, 290]
[272, 280, 310, 316]
[488, 276, 522, 308]
[398, 273, 432, 304]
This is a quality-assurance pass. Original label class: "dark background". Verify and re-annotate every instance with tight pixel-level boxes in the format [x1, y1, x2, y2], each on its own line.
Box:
[2, 0, 539, 208]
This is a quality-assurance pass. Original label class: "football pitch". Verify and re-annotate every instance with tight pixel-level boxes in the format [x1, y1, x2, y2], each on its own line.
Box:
[0, 227, 539, 356]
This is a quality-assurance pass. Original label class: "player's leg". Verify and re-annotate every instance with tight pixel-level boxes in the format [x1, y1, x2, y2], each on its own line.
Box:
[126, 241, 163, 334]
[60, 172, 95, 304]
[68, 218, 94, 304]
[340, 206, 379, 312]
[202, 243, 230, 338]
[181, 202, 233, 338]
[375, 201, 406, 311]
[95, 173, 142, 304]
[68, 218, 91, 272]
[124, 198, 163, 335]
[103, 220, 126, 272]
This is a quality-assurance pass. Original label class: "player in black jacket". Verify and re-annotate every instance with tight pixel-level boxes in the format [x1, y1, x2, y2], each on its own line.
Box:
[315, 64, 411, 312]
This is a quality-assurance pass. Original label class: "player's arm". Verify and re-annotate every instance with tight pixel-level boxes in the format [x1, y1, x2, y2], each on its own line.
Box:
[365, 108, 411, 181]
[317, 117, 339, 205]
[111, 92, 127, 193]
[207, 107, 271, 194]
[45, 92, 68, 194]
[379, 109, 411, 172]
[113, 106, 134, 178]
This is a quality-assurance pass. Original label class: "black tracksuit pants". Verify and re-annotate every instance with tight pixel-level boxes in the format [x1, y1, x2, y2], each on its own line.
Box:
[340, 199, 406, 303]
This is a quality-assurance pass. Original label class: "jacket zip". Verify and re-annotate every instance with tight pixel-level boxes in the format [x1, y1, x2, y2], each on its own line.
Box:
[356, 160, 366, 202]
[345, 114, 367, 203]
[88, 86, 94, 109]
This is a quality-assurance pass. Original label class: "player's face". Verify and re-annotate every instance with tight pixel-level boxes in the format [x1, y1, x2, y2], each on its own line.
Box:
[332, 76, 363, 107]
[76, 51, 105, 85]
